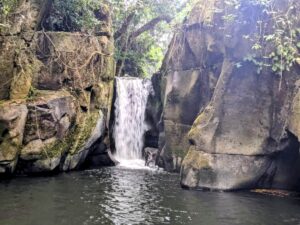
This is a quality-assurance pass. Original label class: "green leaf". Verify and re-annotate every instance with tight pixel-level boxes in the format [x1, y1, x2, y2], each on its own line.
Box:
[252, 43, 262, 50]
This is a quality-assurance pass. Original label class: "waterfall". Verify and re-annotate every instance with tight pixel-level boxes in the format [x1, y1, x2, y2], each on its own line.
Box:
[113, 77, 152, 168]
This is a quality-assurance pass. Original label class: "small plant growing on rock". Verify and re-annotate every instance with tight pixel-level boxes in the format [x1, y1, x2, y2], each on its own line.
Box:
[221, 0, 299, 90]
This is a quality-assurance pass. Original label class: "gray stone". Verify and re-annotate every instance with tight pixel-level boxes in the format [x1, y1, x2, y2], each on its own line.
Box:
[181, 147, 272, 190]
[63, 110, 105, 171]
[0, 103, 28, 174]
[29, 157, 61, 173]
[20, 138, 57, 161]
[158, 0, 300, 191]
[24, 91, 76, 144]
[144, 147, 159, 167]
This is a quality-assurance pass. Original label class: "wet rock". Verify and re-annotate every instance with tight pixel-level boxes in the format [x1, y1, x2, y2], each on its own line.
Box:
[144, 148, 159, 167]
[181, 147, 272, 190]
[158, 30, 215, 170]
[145, 73, 163, 149]
[24, 157, 61, 174]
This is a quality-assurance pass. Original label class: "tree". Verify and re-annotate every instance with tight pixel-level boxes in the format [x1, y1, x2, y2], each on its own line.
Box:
[110, 0, 191, 77]
[2, 0, 195, 78]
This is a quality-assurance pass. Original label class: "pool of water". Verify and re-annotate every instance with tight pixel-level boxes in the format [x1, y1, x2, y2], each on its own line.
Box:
[0, 167, 300, 225]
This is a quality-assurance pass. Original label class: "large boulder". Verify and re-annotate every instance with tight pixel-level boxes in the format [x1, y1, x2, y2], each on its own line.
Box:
[18, 102, 114, 174]
[157, 6, 218, 171]
[0, 103, 28, 174]
[0, 0, 116, 176]
[23, 91, 76, 144]
[159, 0, 300, 190]
[63, 110, 106, 171]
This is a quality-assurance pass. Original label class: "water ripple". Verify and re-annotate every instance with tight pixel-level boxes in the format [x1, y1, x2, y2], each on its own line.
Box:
[0, 167, 300, 225]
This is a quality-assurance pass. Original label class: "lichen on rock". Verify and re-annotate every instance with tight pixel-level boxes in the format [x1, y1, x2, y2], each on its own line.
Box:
[157, 0, 300, 191]
[0, 0, 116, 176]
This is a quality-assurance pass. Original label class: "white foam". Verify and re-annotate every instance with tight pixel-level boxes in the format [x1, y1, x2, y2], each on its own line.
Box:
[113, 77, 153, 169]
[116, 159, 158, 171]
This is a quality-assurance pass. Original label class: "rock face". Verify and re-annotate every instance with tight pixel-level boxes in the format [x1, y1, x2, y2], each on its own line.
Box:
[0, 0, 115, 176]
[0, 103, 28, 174]
[145, 73, 163, 149]
[159, 0, 300, 190]
[144, 147, 159, 167]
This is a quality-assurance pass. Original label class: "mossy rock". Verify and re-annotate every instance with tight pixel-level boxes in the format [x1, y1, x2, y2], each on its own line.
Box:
[39, 111, 100, 160]
[9, 48, 43, 100]
[0, 142, 20, 162]
[182, 147, 211, 170]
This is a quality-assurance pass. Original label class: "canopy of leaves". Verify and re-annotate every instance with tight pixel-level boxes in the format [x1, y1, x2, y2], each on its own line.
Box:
[2, 0, 196, 78]
[44, 0, 103, 32]
[111, 0, 197, 77]
[41, 0, 196, 77]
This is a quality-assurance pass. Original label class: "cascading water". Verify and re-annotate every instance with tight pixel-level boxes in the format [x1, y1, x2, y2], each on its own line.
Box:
[113, 77, 153, 168]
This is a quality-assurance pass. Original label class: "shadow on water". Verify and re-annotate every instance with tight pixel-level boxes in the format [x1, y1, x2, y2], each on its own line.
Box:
[0, 167, 300, 225]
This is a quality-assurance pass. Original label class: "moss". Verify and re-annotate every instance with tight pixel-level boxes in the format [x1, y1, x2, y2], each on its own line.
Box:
[41, 139, 69, 159]
[26, 90, 72, 104]
[0, 138, 20, 161]
[9, 48, 43, 100]
[0, 100, 5, 106]
[172, 147, 188, 159]
[102, 57, 116, 81]
[183, 147, 210, 170]
[69, 112, 99, 155]
[40, 111, 99, 159]
[188, 108, 211, 138]
[10, 72, 32, 100]
[26, 86, 38, 100]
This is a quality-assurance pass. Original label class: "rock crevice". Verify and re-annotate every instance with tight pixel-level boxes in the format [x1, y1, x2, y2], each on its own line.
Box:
[0, 0, 116, 176]
[156, 0, 300, 191]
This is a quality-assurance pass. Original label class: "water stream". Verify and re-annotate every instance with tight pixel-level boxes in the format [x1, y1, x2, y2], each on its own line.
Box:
[113, 77, 153, 169]
[1, 77, 300, 225]
[1, 168, 300, 225]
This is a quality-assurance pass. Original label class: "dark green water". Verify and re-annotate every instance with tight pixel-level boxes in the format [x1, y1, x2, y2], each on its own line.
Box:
[0, 167, 300, 225]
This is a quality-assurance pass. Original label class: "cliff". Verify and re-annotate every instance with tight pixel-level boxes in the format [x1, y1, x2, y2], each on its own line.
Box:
[0, 0, 115, 175]
[158, 0, 300, 190]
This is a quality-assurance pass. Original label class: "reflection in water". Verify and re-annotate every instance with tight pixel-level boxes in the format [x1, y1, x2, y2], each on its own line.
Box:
[0, 167, 300, 225]
[101, 168, 158, 224]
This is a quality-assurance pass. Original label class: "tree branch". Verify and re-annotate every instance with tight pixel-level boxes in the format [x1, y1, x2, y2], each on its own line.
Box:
[114, 12, 135, 40]
[129, 15, 172, 40]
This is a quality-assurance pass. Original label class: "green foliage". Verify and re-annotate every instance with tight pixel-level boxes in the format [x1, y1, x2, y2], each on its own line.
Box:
[45, 0, 103, 32]
[223, 0, 300, 75]
[43, 0, 192, 77]
[251, 0, 299, 75]
[111, 0, 192, 77]
[0, 0, 18, 29]
[0, 0, 18, 16]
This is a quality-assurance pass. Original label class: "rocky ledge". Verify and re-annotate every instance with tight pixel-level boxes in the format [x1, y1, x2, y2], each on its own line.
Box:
[155, 0, 300, 191]
[0, 0, 115, 176]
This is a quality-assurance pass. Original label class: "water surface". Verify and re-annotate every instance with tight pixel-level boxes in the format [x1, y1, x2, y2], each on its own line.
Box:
[0, 167, 300, 225]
